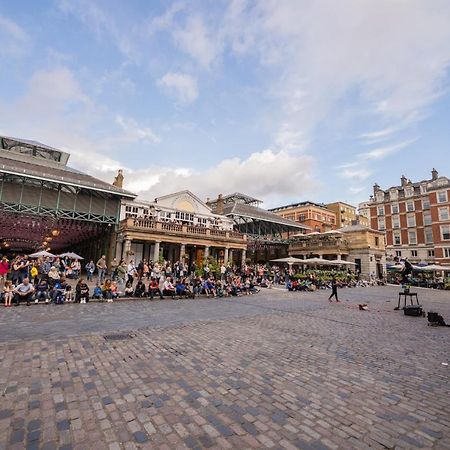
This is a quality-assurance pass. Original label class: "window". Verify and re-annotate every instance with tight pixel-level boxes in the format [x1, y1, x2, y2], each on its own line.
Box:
[407, 214, 416, 227]
[132, 207, 138, 213]
[392, 215, 400, 229]
[376, 192, 384, 202]
[395, 250, 402, 257]
[375, 237, 379, 247]
[406, 201, 415, 212]
[444, 248, 450, 258]
[411, 250, 418, 257]
[125, 206, 132, 212]
[378, 217, 385, 231]
[377, 206, 385, 216]
[405, 187, 414, 197]
[428, 249, 435, 257]
[391, 203, 399, 214]
[439, 207, 449, 221]
[441, 225, 450, 240]
[423, 211, 432, 226]
[299, 214, 305, 221]
[390, 190, 398, 200]
[437, 191, 448, 203]
[393, 231, 401, 245]
[408, 231, 417, 244]
[422, 197, 430, 209]
[425, 228, 433, 244]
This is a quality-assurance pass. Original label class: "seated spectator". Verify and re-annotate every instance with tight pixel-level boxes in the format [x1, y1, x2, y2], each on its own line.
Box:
[3, 280, 13, 307]
[47, 266, 60, 287]
[102, 279, 114, 302]
[175, 279, 194, 299]
[204, 278, 217, 298]
[110, 280, 118, 299]
[148, 278, 163, 299]
[14, 278, 35, 306]
[35, 278, 50, 303]
[133, 280, 146, 298]
[162, 277, 176, 299]
[75, 279, 90, 303]
[92, 284, 103, 300]
[124, 280, 134, 297]
[51, 277, 68, 304]
[65, 284, 73, 302]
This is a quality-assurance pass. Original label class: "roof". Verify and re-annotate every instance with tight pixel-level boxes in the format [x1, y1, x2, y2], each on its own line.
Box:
[0, 152, 136, 198]
[268, 200, 327, 212]
[338, 224, 383, 234]
[155, 190, 210, 209]
[210, 192, 262, 205]
[326, 201, 356, 209]
[223, 202, 309, 230]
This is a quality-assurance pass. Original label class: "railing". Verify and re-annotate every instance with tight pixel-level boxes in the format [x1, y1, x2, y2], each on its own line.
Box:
[122, 218, 246, 242]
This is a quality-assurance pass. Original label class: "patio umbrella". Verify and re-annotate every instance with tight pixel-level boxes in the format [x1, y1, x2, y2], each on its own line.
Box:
[333, 260, 357, 266]
[270, 256, 305, 265]
[421, 264, 449, 272]
[59, 252, 84, 260]
[29, 250, 56, 258]
[303, 257, 341, 266]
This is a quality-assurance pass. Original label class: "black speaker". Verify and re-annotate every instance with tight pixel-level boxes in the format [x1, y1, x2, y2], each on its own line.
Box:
[404, 305, 423, 317]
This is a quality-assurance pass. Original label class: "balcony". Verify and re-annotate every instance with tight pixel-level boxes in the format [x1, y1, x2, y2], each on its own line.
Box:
[120, 218, 247, 244]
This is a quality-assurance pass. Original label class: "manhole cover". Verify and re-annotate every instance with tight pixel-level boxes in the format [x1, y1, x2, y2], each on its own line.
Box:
[104, 334, 133, 341]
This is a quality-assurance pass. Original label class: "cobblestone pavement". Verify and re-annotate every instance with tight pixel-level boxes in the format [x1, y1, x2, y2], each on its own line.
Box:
[0, 286, 449, 449]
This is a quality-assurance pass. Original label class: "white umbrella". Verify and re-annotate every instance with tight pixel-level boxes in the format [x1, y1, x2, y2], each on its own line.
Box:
[421, 264, 449, 272]
[59, 252, 84, 260]
[271, 256, 305, 265]
[303, 257, 341, 266]
[29, 250, 56, 258]
[334, 260, 357, 266]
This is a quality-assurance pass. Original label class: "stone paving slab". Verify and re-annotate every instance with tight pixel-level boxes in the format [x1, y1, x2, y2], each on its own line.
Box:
[0, 286, 449, 449]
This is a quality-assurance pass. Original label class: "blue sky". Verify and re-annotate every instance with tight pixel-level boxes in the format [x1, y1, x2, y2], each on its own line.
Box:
[1, 0, 450, 208]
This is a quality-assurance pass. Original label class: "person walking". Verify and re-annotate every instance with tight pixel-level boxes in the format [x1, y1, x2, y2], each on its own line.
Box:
[328, 277, 340, 302]
[96, 255, 107, 283]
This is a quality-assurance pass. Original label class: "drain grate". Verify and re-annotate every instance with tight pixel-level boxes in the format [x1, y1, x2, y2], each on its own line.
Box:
[104, 334, 133, 341]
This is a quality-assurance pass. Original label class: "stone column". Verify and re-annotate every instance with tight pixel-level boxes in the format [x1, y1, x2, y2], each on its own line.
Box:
[224, 247, 229, 264]
[124, 239, 131, 263]
[337, 253, 342, 260]
[180, 243, 186, 263]
[204, 246, 210, 259]
[153, 241, 161, 262]
[229, 249, 233, 264]
[241, 249, 247, 266]
[115, 239, 123, 261]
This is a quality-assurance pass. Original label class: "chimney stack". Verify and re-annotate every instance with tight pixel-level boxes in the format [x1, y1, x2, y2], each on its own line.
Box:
[431, 168, 438, 181]
[373, 183, 380, 195]
[216, 194, 224, 215]
[112, 169, 124, 188]
[400, 175, 407, 187]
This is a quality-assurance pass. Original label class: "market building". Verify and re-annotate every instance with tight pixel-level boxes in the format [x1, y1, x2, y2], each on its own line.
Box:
[364, 169, 450, 265]
[288, 225, 386, 278]
[268, 201, 336, 233]
[0, 136, 135, 262]
[208, 193, 309, 263]
[325, 201, 356, 228]
[117, 191, 248, 267]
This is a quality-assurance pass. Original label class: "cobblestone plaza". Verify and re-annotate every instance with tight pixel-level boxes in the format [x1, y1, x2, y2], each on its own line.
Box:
[0, 286, 449, 450]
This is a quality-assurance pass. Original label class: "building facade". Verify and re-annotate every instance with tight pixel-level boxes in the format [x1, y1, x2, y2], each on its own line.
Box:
[288, 225, 386, 278]
[325, 202, 356, 228]
[117, 191, 247, 267]
[365, 169, 450, 265]
[269, 201, 336, 233]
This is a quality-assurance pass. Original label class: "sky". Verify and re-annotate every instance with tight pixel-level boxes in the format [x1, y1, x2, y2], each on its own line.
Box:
[1, 0, 450, 208]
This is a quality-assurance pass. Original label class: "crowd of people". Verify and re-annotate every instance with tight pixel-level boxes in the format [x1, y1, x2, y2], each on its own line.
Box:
[0, 253, 385, 307]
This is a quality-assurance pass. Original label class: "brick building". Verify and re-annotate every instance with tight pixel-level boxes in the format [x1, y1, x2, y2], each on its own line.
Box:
[268, 201, 336, 233]
[364, 169, 450, 265]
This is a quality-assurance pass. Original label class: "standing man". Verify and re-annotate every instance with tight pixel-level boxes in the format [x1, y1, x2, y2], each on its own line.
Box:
[14, 277, 35, 306]
[96, 255, 107, 284]
[328, 277, 340, 302]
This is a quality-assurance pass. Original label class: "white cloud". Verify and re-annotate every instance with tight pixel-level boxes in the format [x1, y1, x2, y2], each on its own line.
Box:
[358, 139, 417, 161]
[115, 115, 161, 144]
[340, 168, 372, 182]
[124, 149, 317, 206]
[0, 14, 29, 56]
[157, 72, 199, 104]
